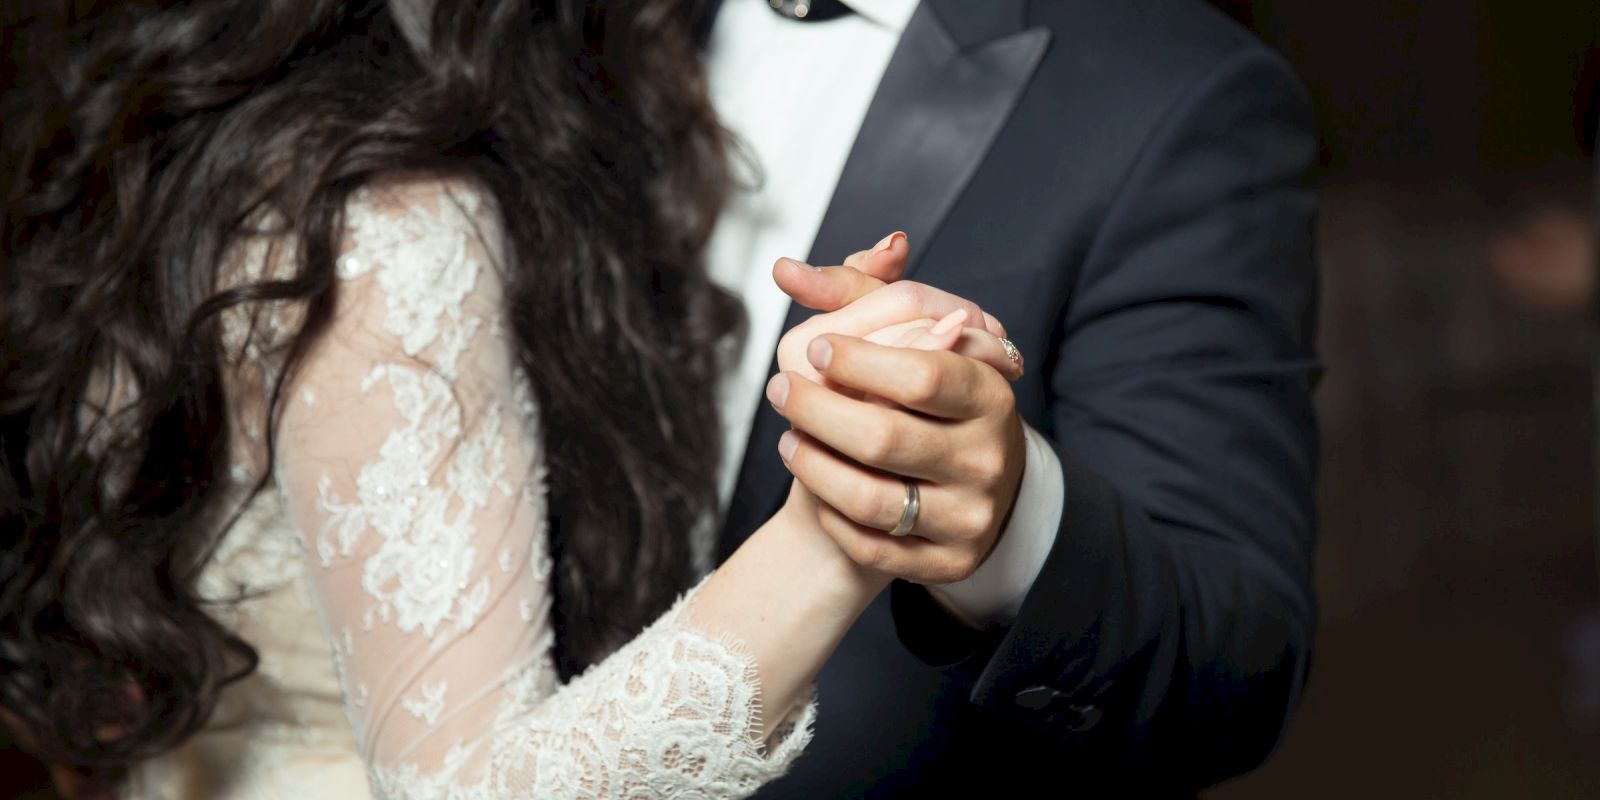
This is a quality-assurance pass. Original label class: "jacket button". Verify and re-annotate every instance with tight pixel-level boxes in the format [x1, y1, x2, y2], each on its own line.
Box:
[1065, 703, 1102, 733]
[1013, 685, 1065, 711]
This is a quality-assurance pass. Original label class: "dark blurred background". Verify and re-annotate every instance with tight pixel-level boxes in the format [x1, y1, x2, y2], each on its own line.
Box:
[4, 0, 1599, 797]
[1208, 0, 1600, 796]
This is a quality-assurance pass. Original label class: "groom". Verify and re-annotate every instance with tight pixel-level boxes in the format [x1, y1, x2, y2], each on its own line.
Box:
[700, 0, 1320, 796]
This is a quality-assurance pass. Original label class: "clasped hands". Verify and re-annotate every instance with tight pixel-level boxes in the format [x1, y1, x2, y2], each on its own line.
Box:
[767, 234, 1027, 587]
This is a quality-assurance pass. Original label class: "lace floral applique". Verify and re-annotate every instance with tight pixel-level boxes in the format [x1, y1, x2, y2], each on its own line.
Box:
[260, 179, 813, 799]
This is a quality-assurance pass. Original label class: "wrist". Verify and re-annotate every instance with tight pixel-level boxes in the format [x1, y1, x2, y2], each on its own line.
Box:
[772, 484, 893, 600]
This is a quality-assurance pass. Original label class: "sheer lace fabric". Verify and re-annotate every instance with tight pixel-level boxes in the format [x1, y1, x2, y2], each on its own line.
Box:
[128, 178, 813, 799]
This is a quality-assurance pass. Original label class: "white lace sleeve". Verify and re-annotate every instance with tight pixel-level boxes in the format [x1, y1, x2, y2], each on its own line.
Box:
[266, 178, 814, 799]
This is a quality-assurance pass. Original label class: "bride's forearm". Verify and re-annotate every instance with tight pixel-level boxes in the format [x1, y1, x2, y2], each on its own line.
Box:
[683, 487, 889, 741]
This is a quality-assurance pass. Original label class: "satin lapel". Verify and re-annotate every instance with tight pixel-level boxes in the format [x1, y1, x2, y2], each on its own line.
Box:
[805, 0, 1050, 274]
[717, 0, 1051, 557]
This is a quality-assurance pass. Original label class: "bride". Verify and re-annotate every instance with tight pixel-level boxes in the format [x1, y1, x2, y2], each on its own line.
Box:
[0, 1, 1016, 797]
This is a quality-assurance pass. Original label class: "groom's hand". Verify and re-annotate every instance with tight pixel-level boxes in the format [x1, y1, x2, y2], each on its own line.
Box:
[770, 238, 1028, 585]
[768, 332, 1026, 585]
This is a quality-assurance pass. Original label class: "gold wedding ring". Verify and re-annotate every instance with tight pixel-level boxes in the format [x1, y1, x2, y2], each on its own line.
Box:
[890, 479, 920, 537]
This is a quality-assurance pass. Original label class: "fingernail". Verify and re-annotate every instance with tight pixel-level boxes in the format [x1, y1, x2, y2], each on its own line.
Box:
[778, 430, 799, 462]
[807, 337, 833, 371]
[871, 231, 906, 254]
[930, 308, 968, 336]
[777, 256, 822, 272]
[982, 311, 1006, 337]
[766, 373, 790, 410]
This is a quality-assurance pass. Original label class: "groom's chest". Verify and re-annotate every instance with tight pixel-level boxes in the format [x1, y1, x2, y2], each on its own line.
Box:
[701, 4, 899, 305]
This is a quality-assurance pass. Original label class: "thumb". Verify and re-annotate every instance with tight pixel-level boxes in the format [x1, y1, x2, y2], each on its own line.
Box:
[773, 257, 888, 312]
[775, 231, 907, 312]
[843, 231, 908, 283]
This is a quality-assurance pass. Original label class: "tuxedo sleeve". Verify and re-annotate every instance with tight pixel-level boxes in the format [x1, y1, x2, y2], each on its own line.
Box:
[890, 45, 1319, 787]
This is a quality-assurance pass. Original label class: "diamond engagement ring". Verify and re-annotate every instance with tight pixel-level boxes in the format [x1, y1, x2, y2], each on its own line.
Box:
[999, 337, 1021, 369]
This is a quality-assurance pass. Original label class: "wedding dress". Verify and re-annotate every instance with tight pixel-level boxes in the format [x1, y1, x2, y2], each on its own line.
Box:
[124, 177, 814, 799]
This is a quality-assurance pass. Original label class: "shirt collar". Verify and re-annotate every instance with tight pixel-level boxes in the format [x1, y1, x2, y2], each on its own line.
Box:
[839, 0, 919, 33]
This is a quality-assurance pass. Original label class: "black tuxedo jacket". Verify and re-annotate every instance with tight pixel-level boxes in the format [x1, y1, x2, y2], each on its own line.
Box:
[708, 0, 1320, 795]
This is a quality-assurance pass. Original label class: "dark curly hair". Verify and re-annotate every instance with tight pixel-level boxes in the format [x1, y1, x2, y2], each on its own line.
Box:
[0, 0, 740, 772]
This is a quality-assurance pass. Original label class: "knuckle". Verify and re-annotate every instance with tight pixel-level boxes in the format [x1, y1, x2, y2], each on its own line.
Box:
[832, 270, 865, 299]
[841, 538, 879, 571]
[888, 281, 923, 314]
[849, 480, 889, 526]
[961, 501, 999, 538]
[902, 360, 943, 405]
[851, 537, 891, 572]
[963, 360, 995, 395]
[981, 446, 1010, 484]
[863, 426, 900, 465]
[961, 445, 1006, 486]
[963, 302, 987, 328]
[864, 547, 893, 573]
[988, 375, 1017, 411]
[935, 550, 981, 584]
[956, 359, 989, 398]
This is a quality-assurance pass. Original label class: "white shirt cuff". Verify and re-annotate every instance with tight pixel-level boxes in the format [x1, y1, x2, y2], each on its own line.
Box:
[929, 423, 1065, 627]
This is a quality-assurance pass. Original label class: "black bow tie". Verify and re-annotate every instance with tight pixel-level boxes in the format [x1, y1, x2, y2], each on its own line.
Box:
[766, 0, 852, 22]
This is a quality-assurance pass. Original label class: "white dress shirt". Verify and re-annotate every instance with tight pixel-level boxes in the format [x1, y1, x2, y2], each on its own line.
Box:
[704, 0, 1064, 624]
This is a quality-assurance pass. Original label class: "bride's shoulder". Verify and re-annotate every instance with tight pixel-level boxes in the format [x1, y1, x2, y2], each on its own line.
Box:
[342, 173, 507, 262]
[216, 173, 508, 380]
[220, 173, 505, 289]
[332, 174, 513, 328]
[348, 173, 500, 222]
